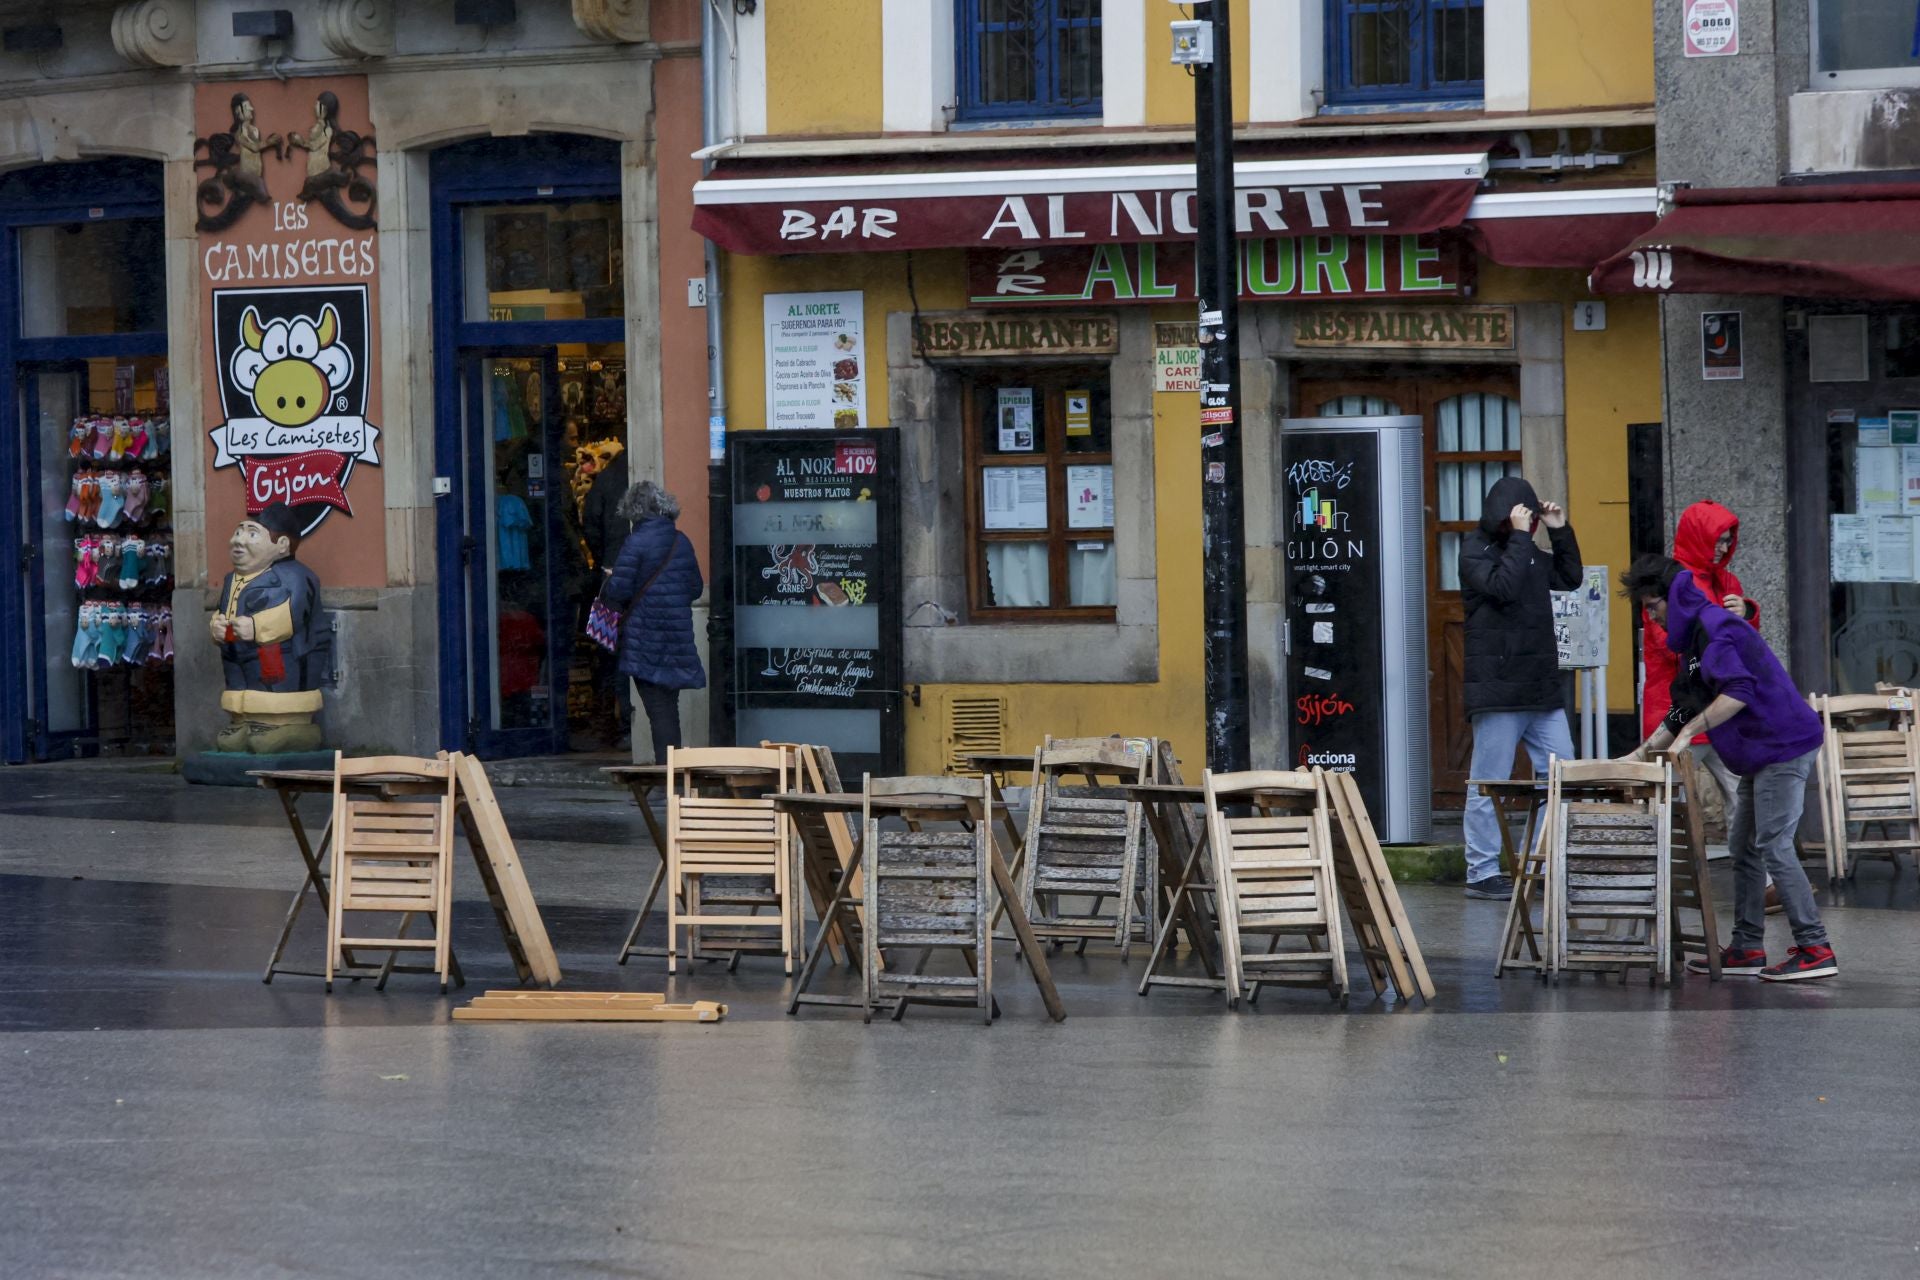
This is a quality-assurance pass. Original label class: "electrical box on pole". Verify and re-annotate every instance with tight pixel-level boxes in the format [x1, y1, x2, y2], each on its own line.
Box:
[1170, 20, 1213, 64]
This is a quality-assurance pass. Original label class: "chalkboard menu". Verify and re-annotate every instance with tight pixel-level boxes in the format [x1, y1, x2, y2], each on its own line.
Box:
[713, 430, 903, 780]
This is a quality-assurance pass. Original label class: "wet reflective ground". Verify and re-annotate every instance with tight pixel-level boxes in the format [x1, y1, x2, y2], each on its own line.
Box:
[3, 768, 1918, 1277]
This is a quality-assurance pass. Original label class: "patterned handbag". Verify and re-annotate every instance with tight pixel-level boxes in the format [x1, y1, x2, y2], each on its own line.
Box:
[587, 550, 671, 655]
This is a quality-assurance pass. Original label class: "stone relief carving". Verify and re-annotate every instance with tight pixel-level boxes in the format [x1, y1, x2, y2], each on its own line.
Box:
[111, 0, 197, 69]
[572, 0, 650, 44]
[317, 0, 396, 60]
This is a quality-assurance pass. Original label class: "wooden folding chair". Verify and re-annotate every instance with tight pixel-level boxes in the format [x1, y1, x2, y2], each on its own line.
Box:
[768, 742, 862, 968]
[862, 775, 994, 1024]
[1667, 751, 1722, 980]
[326, 753, 459, 993]
[1546, 759, 1672, 986]
[1202, 768, 1348, 1009]
[1814, 691, 1920, 883]
[1324, 770, 1433, 1003]
[1018, 737, 1154, 955]
[666, 746, 796, 975]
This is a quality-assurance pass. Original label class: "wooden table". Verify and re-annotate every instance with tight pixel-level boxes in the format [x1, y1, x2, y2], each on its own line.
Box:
[604, 763, 781, 964]
[1123, 782, 1225, 995]
[772, 791, 1066, 1021]
[252, 769, 467, 988]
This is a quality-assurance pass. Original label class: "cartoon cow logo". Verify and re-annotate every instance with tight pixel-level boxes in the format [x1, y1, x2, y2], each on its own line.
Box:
[208, 284, 381, 536]
[230, 303, 352, 428]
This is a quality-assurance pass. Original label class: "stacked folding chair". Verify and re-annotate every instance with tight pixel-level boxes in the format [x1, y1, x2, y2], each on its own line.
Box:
[664, 746, 798, 974]
[1545, 759, 1673, 986]
[1813, 691, 1920, 883]
[862, 775, 995, 1024]
[1667, 751, 1723, 980]
[1201, 769, 1349, 1008]
[326, 753, 460, 993]
[1019, 737, 1154, 956]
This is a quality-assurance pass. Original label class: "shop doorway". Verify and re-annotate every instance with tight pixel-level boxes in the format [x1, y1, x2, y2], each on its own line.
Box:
[1295, 368, 1522, 803]
[431, 136, 628, 759]
[0, 160, 172, 763]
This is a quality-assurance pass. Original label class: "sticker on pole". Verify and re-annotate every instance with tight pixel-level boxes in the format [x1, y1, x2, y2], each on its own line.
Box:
[1200, 406, 1234, 426]
[1206, 461, 1226, 484]
[1683, 0, 1738, 57]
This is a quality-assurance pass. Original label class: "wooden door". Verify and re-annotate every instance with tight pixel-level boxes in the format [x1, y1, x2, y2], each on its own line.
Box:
[1295, 371, 1522, 805]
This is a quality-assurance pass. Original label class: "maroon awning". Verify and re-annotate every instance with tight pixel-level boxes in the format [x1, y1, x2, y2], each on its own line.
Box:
[1590, 185, 1920, 300]
[694, 150, 1490, 254]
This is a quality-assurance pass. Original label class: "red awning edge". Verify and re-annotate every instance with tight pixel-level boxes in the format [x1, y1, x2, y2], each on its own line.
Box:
[1591, 184, 1920, 301]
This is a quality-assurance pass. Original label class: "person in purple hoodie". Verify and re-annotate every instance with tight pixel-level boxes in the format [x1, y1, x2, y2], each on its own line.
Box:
[1619, 555, 1836, 981]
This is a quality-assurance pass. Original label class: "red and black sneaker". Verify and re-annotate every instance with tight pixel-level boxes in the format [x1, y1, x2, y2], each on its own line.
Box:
[1687, 947, 1767, 977]
[1758, 945, 1839, 982]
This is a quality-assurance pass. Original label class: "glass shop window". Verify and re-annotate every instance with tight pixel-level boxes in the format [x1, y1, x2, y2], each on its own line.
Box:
[462, 201, 624, 323]
[963, 368, 1115, 620]
[1811, 0, 1920, 88]
[18, 219, 165, 337]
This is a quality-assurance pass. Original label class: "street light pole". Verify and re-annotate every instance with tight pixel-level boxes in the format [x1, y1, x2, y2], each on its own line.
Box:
[1189, 1, 1250, 772]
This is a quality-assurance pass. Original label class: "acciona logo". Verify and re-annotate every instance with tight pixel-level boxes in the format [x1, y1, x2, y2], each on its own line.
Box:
[1630, 248, 1674, 291]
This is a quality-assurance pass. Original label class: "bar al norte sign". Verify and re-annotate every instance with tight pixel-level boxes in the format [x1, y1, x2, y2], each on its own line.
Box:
[968, 234, 1464, 307]
[912, 311, 1120, 358]
[1294, 304, 1516, 350]
[196, 76, 383, 587]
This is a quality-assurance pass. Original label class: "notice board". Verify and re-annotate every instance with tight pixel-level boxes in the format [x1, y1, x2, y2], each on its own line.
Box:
[713, 430, 903, 780]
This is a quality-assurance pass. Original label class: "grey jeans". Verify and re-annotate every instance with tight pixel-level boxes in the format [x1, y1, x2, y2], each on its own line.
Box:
[1728, 749, 1828, 951]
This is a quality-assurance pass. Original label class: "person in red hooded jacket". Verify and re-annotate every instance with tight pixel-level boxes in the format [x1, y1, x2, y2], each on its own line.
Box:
[1641, 501, 1781, 907]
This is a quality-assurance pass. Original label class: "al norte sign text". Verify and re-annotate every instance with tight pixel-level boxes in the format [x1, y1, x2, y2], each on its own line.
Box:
[912, 311, 1119, 359]
[1294, 304, 1515, 350]
[968, 234, 1463, 307]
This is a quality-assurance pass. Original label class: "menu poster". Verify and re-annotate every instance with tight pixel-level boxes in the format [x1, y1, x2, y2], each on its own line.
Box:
[1832, 515, 1874, 582]
[1893, 409, 1920, 446]
[1857, 445, 1902, 513]
[1874, 515, 1915, 581]
[996, 387, 1034, 451]
[765, 290, 864, 431]
[983, 465, 1047, 530]
[1067, 464, 1114, 530]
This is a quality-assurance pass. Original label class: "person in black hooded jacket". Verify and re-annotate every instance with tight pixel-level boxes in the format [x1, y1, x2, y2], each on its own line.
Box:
[1458, 474, 1583, 899]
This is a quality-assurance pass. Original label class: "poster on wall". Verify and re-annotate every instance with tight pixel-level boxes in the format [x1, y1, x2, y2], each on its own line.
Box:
[1832, 515, 1873, 583]
[982, 466, 1047, 530]
[195, 77, 383, 586]
[1702, 311, 1743, 380]
[1890, 409, 1920, 445]
[1683, 0, 1738, 56]
[1873, 515, 1915, 581]
[764, 291, 864, 430]
[1552, 566, 1611, 670]
[1858, 445, 1902, 514]
[996, 388, 1034, 450]
[1154, 321, 1201, 392]
[1066, 464, 1113, 529]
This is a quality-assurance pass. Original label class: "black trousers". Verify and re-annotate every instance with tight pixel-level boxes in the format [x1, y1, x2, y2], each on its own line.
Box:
[632, 679, 683, 763]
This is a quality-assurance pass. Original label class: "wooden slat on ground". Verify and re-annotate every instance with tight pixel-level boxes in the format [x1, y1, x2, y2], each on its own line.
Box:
[453, 991, 725, 1022]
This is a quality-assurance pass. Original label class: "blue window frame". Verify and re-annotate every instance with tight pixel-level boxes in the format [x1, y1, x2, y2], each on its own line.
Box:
[956, 0, 1102, 122]
[1326, 0, 1484, 108]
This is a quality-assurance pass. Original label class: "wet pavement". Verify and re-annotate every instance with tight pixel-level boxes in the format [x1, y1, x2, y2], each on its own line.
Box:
[3, 768, 1919, 1277]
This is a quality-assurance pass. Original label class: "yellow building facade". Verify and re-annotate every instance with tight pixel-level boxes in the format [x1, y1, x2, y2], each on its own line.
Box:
[699, 1, 1661, 806]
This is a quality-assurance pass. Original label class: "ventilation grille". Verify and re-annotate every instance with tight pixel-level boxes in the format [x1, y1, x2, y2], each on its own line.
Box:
[943, 695, 1007, 773]
[1809, 314, 1870, 383]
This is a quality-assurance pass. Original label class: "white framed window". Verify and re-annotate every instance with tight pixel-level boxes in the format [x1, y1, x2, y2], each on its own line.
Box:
[1811, 0, 1920, 90]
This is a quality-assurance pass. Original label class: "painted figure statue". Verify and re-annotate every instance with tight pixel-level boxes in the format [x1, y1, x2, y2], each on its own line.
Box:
[209, 503, 329, 754]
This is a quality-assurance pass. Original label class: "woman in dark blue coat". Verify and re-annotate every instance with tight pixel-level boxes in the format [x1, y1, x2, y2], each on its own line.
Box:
[600, 481, 705, 761]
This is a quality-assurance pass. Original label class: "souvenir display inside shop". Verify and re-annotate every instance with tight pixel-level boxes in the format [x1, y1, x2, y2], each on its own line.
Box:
[60, 401, 175, 752]
[563, 354, 628, 749]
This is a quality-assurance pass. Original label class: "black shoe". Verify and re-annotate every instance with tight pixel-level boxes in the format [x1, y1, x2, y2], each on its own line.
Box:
[1464, 875, 1514, 900]
[1687, 946, 1766, 976]
[1758, 945, 1838, 982]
